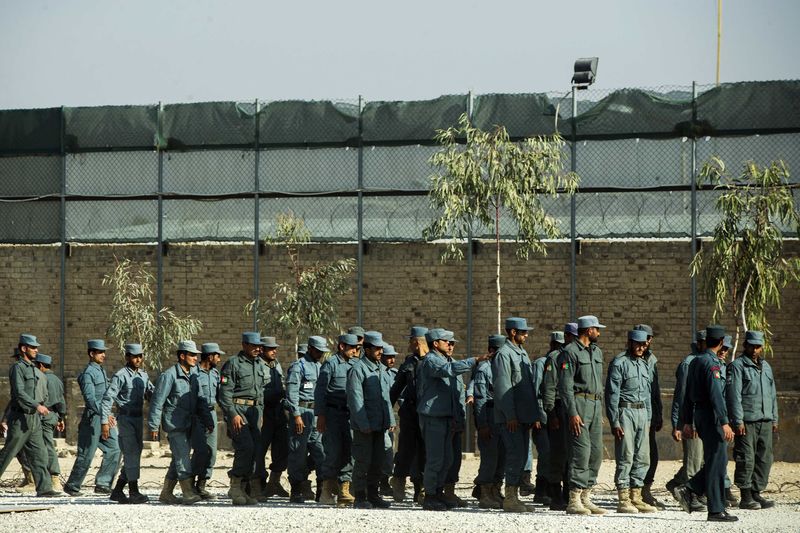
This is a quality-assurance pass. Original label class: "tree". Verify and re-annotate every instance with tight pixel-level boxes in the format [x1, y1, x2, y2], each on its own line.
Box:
[423, 113, 579, 332]
[103, 257, 203, 372]
[691, 158, 800, 355]
[246, 212, 356, 347]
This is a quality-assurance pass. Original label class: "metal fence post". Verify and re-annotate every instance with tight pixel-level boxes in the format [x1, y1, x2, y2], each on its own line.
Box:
[253, 99, 261, 330]
[357, 95, 364, 326]
[59, 106, 66, 379]
[570, 86, 578, 321]
[691, 82, 698, 335]
[465, 90, 474, 452]
[157, 102, 164, 314]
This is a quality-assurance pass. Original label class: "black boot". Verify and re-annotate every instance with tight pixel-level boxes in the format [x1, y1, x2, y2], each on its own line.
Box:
[725, 487, 739, 507]
[289, 481, 305, 503]
[422, 488, 447, 511]
[354, 489, 373, 509]
[519, 471, 535, 496]
[752, 490, 775, 509]
[110, 476, 129, 504]
[127, 481, 149, 504]
[738, 488, 761, 509]
[412, 480, 422, 503]
[368, 485, 391, 509]
[548, 482, 567, 511]
[533, 476, 551, 505]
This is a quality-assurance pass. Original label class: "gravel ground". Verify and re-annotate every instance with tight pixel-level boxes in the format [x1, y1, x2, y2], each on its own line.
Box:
[1, 449, 798, 532]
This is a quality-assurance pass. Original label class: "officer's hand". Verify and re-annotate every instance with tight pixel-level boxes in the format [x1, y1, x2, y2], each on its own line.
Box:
[36, 404, 50, 416]
[150, 430, 159, 441]
[773, 424, 779, 434]
[506, 419, 519, 433]
[475, 352, 492, 363]
[206, 425, 213, 434]
[294, 415, 305, 435]
[108, 415, 117, 428]
[1, 421, 8, 433]
[612, 427, 624, 441]
[316, 415, 327, 434]
[56, 420, 65, 433]
[672, 428, 682, 442]
[466, 395, 474, 406]
[735, 424, 746, 436]
[231, 415, 245, 435]
[389, 426, 395, 433]
[682, 423, 694, 440]
[569, 415, 583, 437]
[548, 417, 560, 431]
[533, 421, 542, 430]
[721, 423, 734, 442]
[478, 426, 492, 441]
[101, 423, 110, 440]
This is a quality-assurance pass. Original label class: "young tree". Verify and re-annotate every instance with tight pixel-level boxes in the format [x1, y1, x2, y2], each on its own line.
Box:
[691, 158, 800, 354]
[103, 257, 203, 371]
[423, 113, 579, 332]
[246, 212, 356, 348]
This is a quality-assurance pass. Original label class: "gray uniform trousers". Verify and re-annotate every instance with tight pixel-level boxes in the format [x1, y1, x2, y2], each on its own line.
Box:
[613, 407, 650, 488]
[0, 411, 52, 493]
[41, 412, 61, 475]
[419, 414, 453, 494]
[191, 411, 218, 480]
[352, 430, 386, 493]
[319, 409, 353, 483]
[567, 397, 603, 489]
[65, 412, 120, 490]
[287, 406, 325, 483]
[117, 415, 145, 481]
[476, 422, 506, 484]
[733, 420, 774, 491]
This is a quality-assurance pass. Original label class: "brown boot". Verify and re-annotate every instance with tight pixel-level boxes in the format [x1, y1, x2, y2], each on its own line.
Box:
[15, 469, 36, 493]
[630, 487, 657, 513]
[179, 478, 201, 505]
[616, 488, 638, 513]
[479, 484, 502, 509]
[51, 475, 63, 493]
[581, 487, 607, 515]
[319, 479, 338, 505]
[338, 480, 355, 506]
[503, 485, 534, 513]
[249, 477, 268, 503]
[227, 476, 248, 506]
[442, 483, 467, 508]
[195, 477, 216, 500]
[159, 476, 182, 505]
[241, 478, 258, 505]
[566, 488, 591, 515]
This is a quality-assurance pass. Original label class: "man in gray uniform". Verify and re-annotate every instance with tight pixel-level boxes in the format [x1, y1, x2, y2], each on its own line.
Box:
[285, 335, 327, 503]
[34, 353, 66, 493]
[149, 340, 214, 505]
[101, 343, 154, 504]
[492, 317, 538, 513]
[727, 330, 778, 510]
[192, 342, 222, 500]
[530, 332, 561, 505]
[558, 315, 606, 515]
[347, 331, 395, 509]
[605, 329, 656, 514]
[316, 333, 359, 506]
[0, 348, 35, 492]
[254, 336, 290, 499]
[0, 334, 61, 497]
[218, 332, 268, 506]
[64, 339, 121, 496]
[417, 328, 488, 511]
[379, 344, 398, 495]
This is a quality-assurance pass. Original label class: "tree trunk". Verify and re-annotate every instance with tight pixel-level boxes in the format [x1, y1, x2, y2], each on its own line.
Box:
[495, 202, 501, 334]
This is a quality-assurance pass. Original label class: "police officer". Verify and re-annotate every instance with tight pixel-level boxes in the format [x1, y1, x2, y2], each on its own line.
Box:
[316, 333, 359, 506]
[634, 324, 666, 510]
[388, 326, 428, 503]
[218, 332, 268, 506]
[192, 342, 223, 500]
[558, 315, 606, 515]
[285, 335, 327, 503]
[675, 325, 738, 522]
[605, 329, 656, 514]
[441, 330, 469, 509]
[492, 317, 538, 513]
[347, 331, 395, 509]
[64, 339, 121, 496]
[471, 334, 506, 509]
[666, 330, 706, 510]
[727, 330, 778, 510]
[379, 344, 398, 495]
[254, 336, 290, 499]
[417, 328, 488, 511]
[0, 334, 60, 497]
[540, 323, 575, 510]
[0, 348, 35, 492]
[149, 340, 214, 505]
[34, 353, 66, 493]
[101, 343, 154, 504]
[530, 332, 560, 505]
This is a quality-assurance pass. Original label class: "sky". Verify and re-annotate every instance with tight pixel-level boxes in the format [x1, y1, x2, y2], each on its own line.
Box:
[0, 0, 798, 109]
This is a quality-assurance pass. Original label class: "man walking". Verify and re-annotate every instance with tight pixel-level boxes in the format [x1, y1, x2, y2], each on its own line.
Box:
[254, 336, 290, 499]
[191, 342, 223, 500]
[34, 353, 66, 494]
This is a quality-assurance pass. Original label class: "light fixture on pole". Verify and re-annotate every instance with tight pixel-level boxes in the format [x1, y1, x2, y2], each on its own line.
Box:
[572, 57, 599, 90]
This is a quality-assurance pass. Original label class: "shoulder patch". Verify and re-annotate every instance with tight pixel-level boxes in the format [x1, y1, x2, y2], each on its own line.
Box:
[220, 375, 228, 384]
[561, 361, 569, 370]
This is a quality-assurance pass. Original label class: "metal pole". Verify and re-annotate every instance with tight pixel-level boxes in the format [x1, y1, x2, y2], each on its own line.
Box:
[357, 95, 364, 326]
[157, 102, 164, 314]
[253, 99, 261, 330]
[691, 82, 698, 335]
[716, 0, 722, 86]
[465, 91, 474, 453]
[59, 106, 66, 380]
[570, 86, 577, 321]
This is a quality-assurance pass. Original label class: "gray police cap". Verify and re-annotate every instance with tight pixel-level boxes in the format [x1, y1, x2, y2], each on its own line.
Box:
[201, 342, 225, 355]
[363, 331, 387, 348]
[407, 326, 428, 338]
[577, 315, 605, 329]
[745, 330, 765, 346]
[348, 326, 366, 338]
[695, 330, 707, 342]
[177, 340, 201, 354]
[550, 331, 565, 344]
[19, 333, 40, 347]
[706, 324, 726, 340]
[34, 353, 52, 366]
[628, 329, 649, 343]
[382, 344, 399, 356]
[242, 332, 264, 345]
[634, 324, 653, 336]
[297, 344, 308, 355]
[308, 336, 330, 352]
[505, 317, 531, 331]
[426, 328, 448, 342]
[87, 339, 107, 351]
[722, 335, 733, 349]
[564, 323, 578, 336]
[443, 330, 458, 343]
[125, 343, 144, 355]
[260, 336, 279, 348]
[338, 333, 359, 346]
[488, 334, 506, 349]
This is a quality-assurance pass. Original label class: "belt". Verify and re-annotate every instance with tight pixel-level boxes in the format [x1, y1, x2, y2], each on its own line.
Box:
[299, 401, 315, 409]
[619, 401, 645, 409]
[233, 398, 256, 406]
[326, 402, 348, 411]
[576, 392, 601, 400]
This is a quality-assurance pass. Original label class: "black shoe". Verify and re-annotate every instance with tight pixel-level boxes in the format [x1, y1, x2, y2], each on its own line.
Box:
[673, 485, 693, 513]
[37, 490, 64, 497]
[368, 487, 391, 509]
[412, 481, 422, 503]
[533, 477, 551, 505]
[548, 483, 567, 511]
[289, 482, 305, 504]
[738, 488, 761, 510]
[689, 492, 706, 512]
[752, 491, 775, 509]
[471, 484, 480, 499]
[379, 477, 392, 496]
[128, 491, 149, 504]
[94, 485, 112, 495]
[110, 490, 129, 504]
[708, 511, 739, 522]
[354, 498, 374, 509]
[519, 472, 535, 497]
[63, 485, 83, 497]
[665, 478, 677, 495]
[422, 493, 447, 511]
[725, 488, 739, 506]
